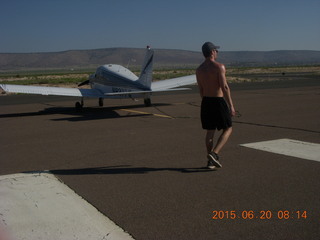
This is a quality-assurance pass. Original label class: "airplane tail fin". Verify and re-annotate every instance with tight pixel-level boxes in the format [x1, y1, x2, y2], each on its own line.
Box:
[137, 46, 154, 89]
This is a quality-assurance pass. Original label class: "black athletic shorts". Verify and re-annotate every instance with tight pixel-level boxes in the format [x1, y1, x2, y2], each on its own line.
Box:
[201, 97, 232, 130]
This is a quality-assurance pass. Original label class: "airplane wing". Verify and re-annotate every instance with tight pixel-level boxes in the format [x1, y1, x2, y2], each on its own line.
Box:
[0, 74, 196, 98]
[0, 84, 105, 98]
[104, 88, 191, 96]
[150, 74, 196, 91]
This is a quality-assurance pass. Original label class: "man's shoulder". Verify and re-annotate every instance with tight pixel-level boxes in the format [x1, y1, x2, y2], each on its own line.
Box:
[214, 61, 226, 72]
[197, 60, 225, 72]
[213, 60, 224, 67]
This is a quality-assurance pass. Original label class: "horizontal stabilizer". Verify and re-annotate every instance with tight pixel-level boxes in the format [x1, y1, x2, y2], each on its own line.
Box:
[151, 75, 196, 91]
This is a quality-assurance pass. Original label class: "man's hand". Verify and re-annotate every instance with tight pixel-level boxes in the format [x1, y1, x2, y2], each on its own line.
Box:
[230, 106, 236, 117]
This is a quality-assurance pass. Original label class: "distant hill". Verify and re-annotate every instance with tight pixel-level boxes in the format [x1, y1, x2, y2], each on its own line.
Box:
[220, 50, 320, 67]
[0, 48, 319, 71]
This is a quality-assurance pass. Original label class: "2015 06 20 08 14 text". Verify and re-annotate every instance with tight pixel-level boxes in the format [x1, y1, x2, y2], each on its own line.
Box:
[212, 210, 307, 220]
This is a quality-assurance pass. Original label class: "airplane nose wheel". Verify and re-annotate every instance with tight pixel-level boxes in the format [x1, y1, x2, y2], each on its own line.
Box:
[75, 99, 84, 110]
[144, 98, 151, 107]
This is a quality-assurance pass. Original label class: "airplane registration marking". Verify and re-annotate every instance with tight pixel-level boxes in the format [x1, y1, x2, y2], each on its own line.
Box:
[240, 138, 320, 162]
[119, 109, 174, 119]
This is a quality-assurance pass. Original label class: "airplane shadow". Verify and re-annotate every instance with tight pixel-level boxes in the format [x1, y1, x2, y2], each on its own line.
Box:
[0, 103, 171, 122]
[24, 165, 215, 176]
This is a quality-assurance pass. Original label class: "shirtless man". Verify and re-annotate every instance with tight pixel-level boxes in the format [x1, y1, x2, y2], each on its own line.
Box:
[196, 42, 236, 169]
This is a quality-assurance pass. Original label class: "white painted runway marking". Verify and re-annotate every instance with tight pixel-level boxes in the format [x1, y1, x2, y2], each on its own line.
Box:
[240, 138, 320, 162]
[119, 108, 174, 119]
[0, 172, 134, 240]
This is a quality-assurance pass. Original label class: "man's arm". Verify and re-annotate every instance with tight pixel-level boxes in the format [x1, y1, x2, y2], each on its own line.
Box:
[196, 69, 204, 98]
[219, 64, 236, 116]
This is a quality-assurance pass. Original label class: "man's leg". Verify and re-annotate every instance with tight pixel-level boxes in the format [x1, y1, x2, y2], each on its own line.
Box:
[206, 130, 215, 154]
[213, 127, 232, 154]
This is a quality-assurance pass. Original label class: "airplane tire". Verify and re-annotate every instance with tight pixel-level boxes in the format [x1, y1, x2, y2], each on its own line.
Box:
[99, 98, 104, 107]
[144, 98, 151, 107]
[75, 102, 83, 110]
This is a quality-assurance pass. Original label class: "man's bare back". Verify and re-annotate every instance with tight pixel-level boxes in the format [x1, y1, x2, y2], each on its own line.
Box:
[196, 57, 235, 115]
[196, 59, 225, 98]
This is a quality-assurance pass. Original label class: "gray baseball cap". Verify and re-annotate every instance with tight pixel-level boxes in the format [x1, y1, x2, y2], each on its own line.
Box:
[202, 42, 220, 57]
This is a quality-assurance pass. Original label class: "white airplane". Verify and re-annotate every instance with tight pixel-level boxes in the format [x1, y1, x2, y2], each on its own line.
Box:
[0, 46, 196, 109]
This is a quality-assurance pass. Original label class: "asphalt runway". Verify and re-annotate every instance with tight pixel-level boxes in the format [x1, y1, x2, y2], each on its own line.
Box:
[1, 81, 320, 239]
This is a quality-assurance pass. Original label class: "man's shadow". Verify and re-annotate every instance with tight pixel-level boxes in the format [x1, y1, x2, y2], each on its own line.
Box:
[25, 165, 215, 176]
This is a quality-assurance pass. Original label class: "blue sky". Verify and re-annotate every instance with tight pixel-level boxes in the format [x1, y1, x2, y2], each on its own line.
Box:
[1, 0, 319, 53]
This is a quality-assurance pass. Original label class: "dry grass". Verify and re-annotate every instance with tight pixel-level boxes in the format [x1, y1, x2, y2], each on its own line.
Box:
[0, 65, 319, 87]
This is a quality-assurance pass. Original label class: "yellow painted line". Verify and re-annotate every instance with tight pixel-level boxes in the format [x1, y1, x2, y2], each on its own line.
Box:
[119, 109, 174, 119]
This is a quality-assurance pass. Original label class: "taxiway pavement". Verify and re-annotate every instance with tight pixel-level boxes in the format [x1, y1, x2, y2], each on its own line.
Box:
[0, 81, 319, 239]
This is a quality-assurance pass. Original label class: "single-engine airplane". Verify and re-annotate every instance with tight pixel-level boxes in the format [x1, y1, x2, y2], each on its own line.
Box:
[0, 46, 196, 109]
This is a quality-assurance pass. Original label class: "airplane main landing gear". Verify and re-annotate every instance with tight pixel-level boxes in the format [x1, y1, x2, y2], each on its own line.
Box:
[75, 99, 84, 110]
[99, 98, 104, 107]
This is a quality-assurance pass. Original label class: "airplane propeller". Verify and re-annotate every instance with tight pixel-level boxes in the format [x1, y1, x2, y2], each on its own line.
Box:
[78, 80, 90, 87]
